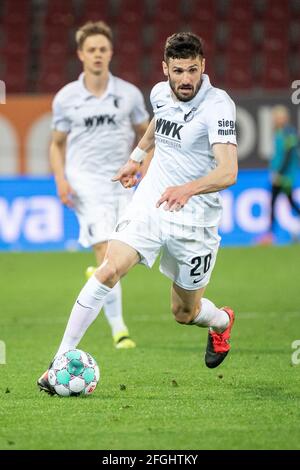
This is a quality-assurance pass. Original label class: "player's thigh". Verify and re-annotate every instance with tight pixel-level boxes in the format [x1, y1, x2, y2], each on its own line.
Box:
[95, 239, 140, 286]
[160, 226, 220, 291]
[111, 214, 162, 269]
[92, 241, 108, 266]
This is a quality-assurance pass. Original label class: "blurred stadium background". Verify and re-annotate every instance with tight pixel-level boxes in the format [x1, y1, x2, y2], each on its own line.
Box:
[0, 0, 300, 250]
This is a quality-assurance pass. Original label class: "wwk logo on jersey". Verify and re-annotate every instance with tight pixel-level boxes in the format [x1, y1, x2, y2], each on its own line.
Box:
[217, 118, 236, 136]
[155, 118, 183, 140]
[84, 114, 116, 128]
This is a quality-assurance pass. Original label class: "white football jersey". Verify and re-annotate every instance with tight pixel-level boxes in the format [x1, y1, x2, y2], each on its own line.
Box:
[52, 73, 149, 203]
[131, 74, 237, 227]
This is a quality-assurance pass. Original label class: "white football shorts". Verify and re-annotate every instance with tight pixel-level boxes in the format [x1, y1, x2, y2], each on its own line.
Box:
[75, 192, 133, 248]
[111, 212, 221, 291]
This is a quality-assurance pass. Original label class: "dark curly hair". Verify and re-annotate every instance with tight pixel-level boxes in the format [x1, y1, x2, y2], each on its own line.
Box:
[164, 32, 204, 62]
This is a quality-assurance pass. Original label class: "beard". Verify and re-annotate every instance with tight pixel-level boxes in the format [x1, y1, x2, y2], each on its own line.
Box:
[168, 75, 202, 102]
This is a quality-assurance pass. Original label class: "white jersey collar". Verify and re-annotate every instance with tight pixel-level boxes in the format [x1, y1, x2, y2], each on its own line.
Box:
[78, 72, 116, 100]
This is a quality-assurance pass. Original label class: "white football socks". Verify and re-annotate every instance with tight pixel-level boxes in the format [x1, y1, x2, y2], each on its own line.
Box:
[192, 298, 229, 333]
[56, 275, 111, 357]
[103, 281, 127, 337]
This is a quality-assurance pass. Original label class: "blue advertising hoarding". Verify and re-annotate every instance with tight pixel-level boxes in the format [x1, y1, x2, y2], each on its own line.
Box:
[0, 170, 300, 251]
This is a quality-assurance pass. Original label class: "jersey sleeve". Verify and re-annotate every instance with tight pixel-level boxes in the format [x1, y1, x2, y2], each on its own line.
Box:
[150, 82, 165, 113]
[130, 87, 149, 125]
[206, 93, 237, 146]
[51, 94, 71, 133]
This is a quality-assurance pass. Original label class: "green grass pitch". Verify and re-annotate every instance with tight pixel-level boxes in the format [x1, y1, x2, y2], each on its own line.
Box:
[0, 246, 300, 450]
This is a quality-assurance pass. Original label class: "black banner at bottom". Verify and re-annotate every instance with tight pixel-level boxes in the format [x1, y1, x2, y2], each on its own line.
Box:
[0, 449, 298, 466]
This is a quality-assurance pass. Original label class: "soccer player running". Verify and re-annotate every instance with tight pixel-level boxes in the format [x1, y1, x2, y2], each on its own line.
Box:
[49, 21, 149, 350]
[38, 32, 238, 394]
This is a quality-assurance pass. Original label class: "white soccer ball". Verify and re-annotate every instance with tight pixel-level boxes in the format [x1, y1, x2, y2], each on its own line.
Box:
[48, 349, 100, 397]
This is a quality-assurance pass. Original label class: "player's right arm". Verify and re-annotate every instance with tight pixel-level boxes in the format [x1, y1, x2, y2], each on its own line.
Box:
[112, 118, 155, 188]
[134, 117, 155, 153]
[50, 130, 75, 208]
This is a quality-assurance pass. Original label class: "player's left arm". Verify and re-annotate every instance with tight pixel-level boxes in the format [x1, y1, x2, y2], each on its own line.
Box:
[157, 143, 238, 211]
[191, 143, 238, 193]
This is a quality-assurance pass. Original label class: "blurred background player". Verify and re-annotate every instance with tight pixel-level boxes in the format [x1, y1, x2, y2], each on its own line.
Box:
[261, 105, 300, 243]
[50, 20, 149, 348]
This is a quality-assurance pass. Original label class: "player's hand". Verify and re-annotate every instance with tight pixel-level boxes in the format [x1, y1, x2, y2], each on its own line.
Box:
[112, 160, 141, 188]
[156, 183, 193, 211]
[56, 178, 75, 208]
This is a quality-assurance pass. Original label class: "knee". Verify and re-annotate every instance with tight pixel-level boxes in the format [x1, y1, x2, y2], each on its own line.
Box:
[171, 302, 197, 325]
[94, 259, 120, 287]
